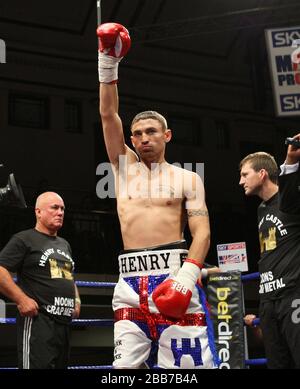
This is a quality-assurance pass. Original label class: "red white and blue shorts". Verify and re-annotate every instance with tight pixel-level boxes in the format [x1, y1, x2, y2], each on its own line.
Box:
[112, 240, 218, 369]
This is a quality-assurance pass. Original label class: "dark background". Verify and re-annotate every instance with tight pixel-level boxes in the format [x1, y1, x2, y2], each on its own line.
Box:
[1, 0, 300, 275]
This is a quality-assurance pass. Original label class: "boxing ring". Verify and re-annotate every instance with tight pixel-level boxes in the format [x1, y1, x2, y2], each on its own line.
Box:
[0, 274, 266, 369]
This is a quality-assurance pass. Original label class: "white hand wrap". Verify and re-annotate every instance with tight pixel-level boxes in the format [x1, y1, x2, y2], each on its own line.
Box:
[175, 262, 201, 291]
[201, 268, 208, 279]
[98, 52, 122, 83]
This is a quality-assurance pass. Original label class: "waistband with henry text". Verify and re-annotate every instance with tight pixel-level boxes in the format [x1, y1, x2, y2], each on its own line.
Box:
[118, 248, 188, 276]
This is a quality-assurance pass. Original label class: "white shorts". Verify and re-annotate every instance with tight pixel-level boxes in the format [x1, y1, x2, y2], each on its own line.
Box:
[112, 241, 218, 369]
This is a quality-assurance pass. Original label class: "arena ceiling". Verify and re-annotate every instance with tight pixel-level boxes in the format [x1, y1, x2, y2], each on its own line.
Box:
[1, 0, 300, 60]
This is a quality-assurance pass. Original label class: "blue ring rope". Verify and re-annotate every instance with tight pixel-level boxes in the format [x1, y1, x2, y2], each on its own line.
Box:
[2, 272, 265, 368]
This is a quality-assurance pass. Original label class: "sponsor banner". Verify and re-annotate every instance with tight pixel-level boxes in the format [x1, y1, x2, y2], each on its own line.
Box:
[217, 242, 248, 272]
[207, 271, 245, 369]
[265, 26, 300, 116]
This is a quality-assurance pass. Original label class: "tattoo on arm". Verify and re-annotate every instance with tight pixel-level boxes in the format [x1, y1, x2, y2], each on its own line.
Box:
[187, 209, 209, 217]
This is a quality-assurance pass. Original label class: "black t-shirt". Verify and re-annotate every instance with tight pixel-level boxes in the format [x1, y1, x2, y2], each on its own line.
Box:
[258, 168, 300, 301]
[0, 228, 76, 324]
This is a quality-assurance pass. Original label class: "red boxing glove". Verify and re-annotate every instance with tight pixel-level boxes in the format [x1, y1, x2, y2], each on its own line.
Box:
[152, 261, 201, 320]
[152, 279, 192, 320]
[96, 23, 131, 83]
[97, 22, 131, 58]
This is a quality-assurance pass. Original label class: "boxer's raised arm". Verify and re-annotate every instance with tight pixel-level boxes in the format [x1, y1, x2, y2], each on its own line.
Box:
[99, 83, 127, 165]
[97, 23, 135, 166]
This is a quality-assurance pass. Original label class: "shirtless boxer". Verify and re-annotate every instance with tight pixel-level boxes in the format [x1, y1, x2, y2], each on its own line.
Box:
[97, 23, 218, 369]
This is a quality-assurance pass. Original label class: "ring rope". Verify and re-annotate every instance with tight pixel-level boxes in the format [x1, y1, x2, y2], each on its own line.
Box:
[0, 318, 114, 326]
[245, 358, 267, 366]
[1, 273, 266, 367]
[241, 272, 260, 281]
[75, 281, 116, 288]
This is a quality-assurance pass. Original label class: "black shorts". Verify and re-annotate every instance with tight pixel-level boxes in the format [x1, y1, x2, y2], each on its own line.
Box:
[259, 288, 300, 369]
[17, 311, 71, 369]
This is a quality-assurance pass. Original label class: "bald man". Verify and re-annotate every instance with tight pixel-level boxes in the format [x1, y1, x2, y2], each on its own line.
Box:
[0, 192, 80, 369]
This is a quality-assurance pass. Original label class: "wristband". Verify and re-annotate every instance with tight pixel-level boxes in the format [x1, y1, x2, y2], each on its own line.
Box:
[184, 258, 203, 269]
[175, 261, 201, 291]
[98, 52, 121, 83]
[75, 297, 81, 305]
[201, 268, 208, 279]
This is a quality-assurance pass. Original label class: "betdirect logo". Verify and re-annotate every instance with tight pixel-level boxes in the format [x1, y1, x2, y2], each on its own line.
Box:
[271, 28, 300, 48]
[216, 287, 233, 369]
[0, 39, 6, 63]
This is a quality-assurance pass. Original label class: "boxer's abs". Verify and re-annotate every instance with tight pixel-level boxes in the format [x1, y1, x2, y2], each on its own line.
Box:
[117, 197, 185, 249]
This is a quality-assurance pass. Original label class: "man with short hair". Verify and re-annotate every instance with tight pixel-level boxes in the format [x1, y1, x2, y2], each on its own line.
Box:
[239, 142, 300, 369]
[0, 192, 80, 369]
[97, 23, 218, 369]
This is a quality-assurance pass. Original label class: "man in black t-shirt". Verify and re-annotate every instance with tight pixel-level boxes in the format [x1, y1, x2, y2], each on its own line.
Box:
[239, 135, 300, 369]
[0, 192, 81, 369]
